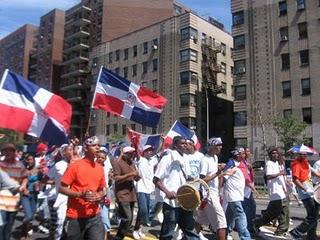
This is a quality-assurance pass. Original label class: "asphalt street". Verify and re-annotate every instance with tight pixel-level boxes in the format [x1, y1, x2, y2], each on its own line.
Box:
[11, 198, 320, 240]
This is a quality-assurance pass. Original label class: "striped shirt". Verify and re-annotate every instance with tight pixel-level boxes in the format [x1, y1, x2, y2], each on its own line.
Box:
[0, 161, 27, 212]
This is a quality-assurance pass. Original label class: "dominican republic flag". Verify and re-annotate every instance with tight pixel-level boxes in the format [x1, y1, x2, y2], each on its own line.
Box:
[127, 127, 162, 153]
[0, 69, 72, 145]
[92, 67, 167, 127]
[164, 120, 201, 150]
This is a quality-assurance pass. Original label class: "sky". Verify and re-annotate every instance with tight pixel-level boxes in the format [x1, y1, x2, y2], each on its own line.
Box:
[0, 0, 231, 39]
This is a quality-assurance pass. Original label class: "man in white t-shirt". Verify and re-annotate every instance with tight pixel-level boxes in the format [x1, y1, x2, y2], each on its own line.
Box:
[196, 137, 227, 240]
[153, 136, 199, 240]
[223, 149, 251, 240]
[133, 145, 158, 239]
[253, 147, 289, 236]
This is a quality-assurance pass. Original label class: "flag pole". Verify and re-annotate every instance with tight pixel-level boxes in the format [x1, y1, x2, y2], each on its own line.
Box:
[86, 66, 103, 137]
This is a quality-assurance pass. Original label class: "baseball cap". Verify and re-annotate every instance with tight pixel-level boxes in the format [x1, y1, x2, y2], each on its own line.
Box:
[36, 143, 48, 153]
[208, 137, 223, 146]
[123, 146, 136, 153]
[142, 145, 153, 151]
[83, 136, 100, 147]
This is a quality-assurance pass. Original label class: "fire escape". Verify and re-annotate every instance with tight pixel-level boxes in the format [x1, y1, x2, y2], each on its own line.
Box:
[200, 39, 223, 140]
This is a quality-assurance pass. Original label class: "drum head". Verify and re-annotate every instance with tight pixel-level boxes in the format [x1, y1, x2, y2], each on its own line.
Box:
[176, 184, 201, 211]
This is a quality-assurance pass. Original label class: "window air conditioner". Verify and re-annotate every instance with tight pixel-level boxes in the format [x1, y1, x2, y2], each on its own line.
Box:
[281, 35, 288, 41]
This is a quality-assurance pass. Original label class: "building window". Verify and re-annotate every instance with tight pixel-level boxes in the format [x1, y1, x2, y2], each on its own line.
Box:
[152, 128, 157, 134]
[122, 124, 126, 135]
[152, 79, 158, 91]
[141, 125, 146, 133]
[115, 50, 120, 61]
[180, 71, 198, 85]
[108, 52, 112, 63]
[281, 53, 290, 70]
[143, 42, 148, 54]
[180, 27, 198, 41]
[234, 85, 246, 100]
[279, 1, 287, 16]
[279, 27, 289, 41]
[123, 67, 128, 79]
[141, 81, 147, 87]
[283, 109, 292, 118]
[131, 124, 136, 130]
[297, 0, 306, 10]
[234, 111, 247, 126]
[106, 125, 110, 135]
[235, 138, 247, 147]
[142, 61, 148, 74]
[201, 33, 207, 44]
[221, 43, 226, 55]
[282, 81, 291, 98]
[180, 49, 198, 62]
[152, 59, 158, 71]
[180, 117, 196, 129]
[132, 64, 137, 76]
[301, 78, 310, 95]
[302, 108, 312, 124]
[133, 45, 137, 57]
[221, 62, 227, 74]
[115, 67, 120, 74]
[174, 4, 182, 15]
[234, 60, 246, 74]
[234, 35, 245, 50]
[300, 50, 309, 66]
[298, 22, 308, 39]
[180, 94, 196, 107]
[232, 11, 244, 26]
[152, 38, 158, 47]
[221, 82, 227, 94]
[124, 48, 129, 60]
[113, 124, 118, 134]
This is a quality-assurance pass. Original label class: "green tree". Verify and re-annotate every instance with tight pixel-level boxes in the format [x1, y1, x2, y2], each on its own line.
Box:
[0, 128, 24, 148]
[273, 116, 307, 152]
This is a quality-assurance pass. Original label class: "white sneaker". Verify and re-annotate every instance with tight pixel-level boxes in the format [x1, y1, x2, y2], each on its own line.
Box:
[199, 232, 209, 240]
[133, 230, 141, 240]
[28, 229, 33, 235]
[138, 229, 146, 238]
[177, 229, 183, 240]
[227, 234, 233, 240]
[38, 225, 49, 234]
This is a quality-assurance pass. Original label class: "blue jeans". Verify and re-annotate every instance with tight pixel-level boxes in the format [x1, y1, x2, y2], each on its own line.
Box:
[100, 204, 111, 232]
[21, 193, 37, 222]
[160, 202, 199, 240]
[0, 210, 17, 240]
[137, 192, 150, 225]
[242, 192, 256, 232]
[226, 201, 251, 240]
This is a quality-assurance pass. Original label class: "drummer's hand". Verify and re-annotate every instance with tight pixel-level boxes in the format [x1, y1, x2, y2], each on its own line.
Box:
[165, 191, 176, 199]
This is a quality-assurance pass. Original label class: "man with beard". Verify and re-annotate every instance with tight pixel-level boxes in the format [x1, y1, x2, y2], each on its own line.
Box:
[59, 136, 106, 240]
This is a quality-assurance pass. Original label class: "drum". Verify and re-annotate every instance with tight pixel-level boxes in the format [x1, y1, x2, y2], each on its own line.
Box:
[313, 183, 320, 204]
[176, 178, 209, 211]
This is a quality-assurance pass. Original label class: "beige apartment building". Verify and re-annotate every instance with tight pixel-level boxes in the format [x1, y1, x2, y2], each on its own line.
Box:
[89, 12, 234, 146]
[29, 9, 65, 93]
[0, 24, 38, 79]
[231, 0, 320, 158]
[60, 0, 190, 138]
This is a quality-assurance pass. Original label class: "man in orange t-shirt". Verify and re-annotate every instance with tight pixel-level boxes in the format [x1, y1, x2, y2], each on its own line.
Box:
[59, 136, 106, 240]
[290, 152, 320, 240]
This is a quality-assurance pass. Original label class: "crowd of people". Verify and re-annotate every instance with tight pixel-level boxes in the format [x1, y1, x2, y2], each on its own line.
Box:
[0, 135, 320, 240]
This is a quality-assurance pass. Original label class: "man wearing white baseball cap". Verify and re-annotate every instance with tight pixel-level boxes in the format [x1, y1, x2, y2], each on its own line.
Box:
[113, 146, 140, 240]
[133, 145, 158, 239]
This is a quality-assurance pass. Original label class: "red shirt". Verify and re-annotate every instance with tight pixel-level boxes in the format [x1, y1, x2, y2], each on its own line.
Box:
[61, 158, 105, 218]
[291, 157, 310, 182]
